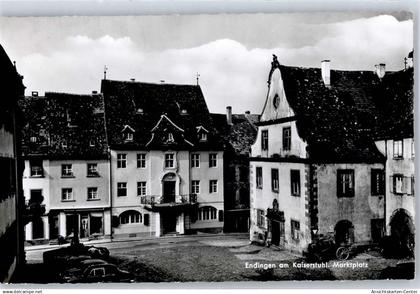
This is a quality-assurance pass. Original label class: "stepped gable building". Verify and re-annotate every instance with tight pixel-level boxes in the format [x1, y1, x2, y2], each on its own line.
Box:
[20, 92, 111, 243]
[211, 107, 259, 232]
[101, 79, 225, 238]
[250, 55, 413, 253]
[0, 45, 25, 282]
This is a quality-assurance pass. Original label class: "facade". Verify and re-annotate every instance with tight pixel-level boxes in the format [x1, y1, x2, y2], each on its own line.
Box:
[101, 79, 225, 238]
[0, 45, 25, 282]
[250, 55, 412, 254]
[20, 92, 111, 243]
[211, 107, 259, 232]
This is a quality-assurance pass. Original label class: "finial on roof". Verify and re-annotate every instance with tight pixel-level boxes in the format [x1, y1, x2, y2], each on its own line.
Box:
[196, 72, 200, 86]
[104, 65, 108, 80]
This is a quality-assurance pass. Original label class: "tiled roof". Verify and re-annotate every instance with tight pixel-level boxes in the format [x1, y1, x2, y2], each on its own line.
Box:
[101, 79, 224, 150]
[19, 92, 108, 159]
[211, 113, 259, 155]
[277, 63, 413, 162]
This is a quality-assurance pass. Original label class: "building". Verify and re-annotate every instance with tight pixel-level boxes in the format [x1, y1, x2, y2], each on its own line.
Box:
[20, 92, 112, 243]
[249, 55, 412, 254]
[211, 107, 259, 232]
[373, 61, 414, 251]
[101, 79, 225, 238]
[0, 45, 25, 282]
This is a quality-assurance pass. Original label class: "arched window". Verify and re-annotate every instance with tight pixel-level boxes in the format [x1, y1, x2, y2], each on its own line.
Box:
[197, 206, 217, 221]
[119, 210, 142, 224]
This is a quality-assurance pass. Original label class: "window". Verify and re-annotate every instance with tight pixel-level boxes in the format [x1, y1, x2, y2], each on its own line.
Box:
[261, 130, 268, 151]
[192, 180, 200, 194]
[371, 169, 385, 195]
[283, 127, 291, 151]
[191, 154, 200, 168]
[257, 209, 265, 228]
[256, 167, 263, 189]
[30, 159, 43, 177]
[290, 170, 301, 196]
[87, 187, 99, 200]
[87, 163, 98, 177]
[167, 133, 174, 143]
[61, 164, 73, 177]
[337, 169, 355, 197]
[393, 174, 404, 194]
[291, 220, 300, 241]
[89, 268, 105, 277]
[137, 153, 146, 168]
[199, 132, 207, 142]
[30, 136, 37, 143]
[117, 182, 127, 197]
[165, 153, 175, 168]
[197, 206, 217, 220]
[271, 169, 279, 192]
[125, 132, 133, 141]
[393, 140, 403, 158]
[61, 140, 68, 148]
[120, 210, 142, 224]
[61, 188, 73, 201]
[137, 182, 147, 196]
[209, 180, 218, 193]
[209, 153, 217, 167]
[117, 154, 127, 168]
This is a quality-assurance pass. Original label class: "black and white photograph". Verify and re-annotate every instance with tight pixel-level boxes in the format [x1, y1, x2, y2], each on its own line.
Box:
[0, 2, 416, 287]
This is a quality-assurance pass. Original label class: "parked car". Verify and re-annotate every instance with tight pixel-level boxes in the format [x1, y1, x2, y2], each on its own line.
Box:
[62, 263, 134, 283]
[60, 259, 108, 282]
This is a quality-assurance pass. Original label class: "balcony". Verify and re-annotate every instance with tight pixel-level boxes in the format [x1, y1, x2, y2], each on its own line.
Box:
[140, 194, 198, 212]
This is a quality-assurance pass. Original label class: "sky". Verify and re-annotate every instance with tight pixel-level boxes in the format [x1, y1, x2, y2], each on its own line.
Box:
[0, 13, 414, 114]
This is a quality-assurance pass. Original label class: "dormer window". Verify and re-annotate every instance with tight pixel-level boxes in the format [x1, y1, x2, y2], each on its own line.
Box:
[167, 132, 174, 143]
[121, 125, 135, 142]
[30, 136, 37, 143]
[136, 108, 144, 114]
[181, 109, 188, 115]
[199, 132, 207, 142]
[62, 140, 68, 148]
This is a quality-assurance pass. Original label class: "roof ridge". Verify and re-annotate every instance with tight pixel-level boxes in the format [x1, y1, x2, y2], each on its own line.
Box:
[102, 79, 199, 88]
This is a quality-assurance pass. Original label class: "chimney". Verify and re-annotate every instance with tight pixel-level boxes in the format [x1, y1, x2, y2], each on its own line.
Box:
[321, 60, 331, 87]
[245, 111, 250, 115]
[130, 78, 135, 82]
[92, 90, 98, 94]
[226, 106, 233, 125]
[32, 91, 38, 97]
[375, 63, 386, 79]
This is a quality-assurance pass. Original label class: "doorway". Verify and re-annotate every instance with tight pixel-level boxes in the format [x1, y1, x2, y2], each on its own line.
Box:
[163, 181, 176, 203]
[161, 211, 177, 234]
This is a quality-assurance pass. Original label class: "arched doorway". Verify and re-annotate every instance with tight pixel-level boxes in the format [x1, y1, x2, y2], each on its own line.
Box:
[390, 209, 414, 253]
[334, 220, 354, 245]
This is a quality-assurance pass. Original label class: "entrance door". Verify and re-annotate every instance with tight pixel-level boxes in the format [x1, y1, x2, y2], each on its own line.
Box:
[271, 221, 280, 246]
[163, 181, 176, 203]
[80, 216, 89, 238]
[32, 217, 44, 239]
[162, 212, 177, 234]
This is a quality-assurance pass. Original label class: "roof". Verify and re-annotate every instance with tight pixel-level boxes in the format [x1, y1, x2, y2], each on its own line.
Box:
[19, 92, 108, 159]
[274, 60, 413, 162]
[211, 113, 259, 155]
[101, 79, 224, 150]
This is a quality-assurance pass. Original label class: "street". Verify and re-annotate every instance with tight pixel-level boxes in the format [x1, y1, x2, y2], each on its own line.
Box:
[13, 233, 413, 283]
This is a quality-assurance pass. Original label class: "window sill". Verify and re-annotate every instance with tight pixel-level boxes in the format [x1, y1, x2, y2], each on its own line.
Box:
[117, 195, 127, 197]
[61, 175, 75, 178]
[87, 175, 100, 178]
[30, 175, 45, 178]
[256, 187, 263, 190]
[87, 198, 101, 201]
[291, 194, 301, 197]
[272, 189, 279, 193]
[61, 199, 75, 202]
[393, 157, 404, 160]
[337, 195, 355, 198]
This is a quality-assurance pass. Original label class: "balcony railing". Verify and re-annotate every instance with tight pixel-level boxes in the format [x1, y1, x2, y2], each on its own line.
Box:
[140, 194, 197, 206]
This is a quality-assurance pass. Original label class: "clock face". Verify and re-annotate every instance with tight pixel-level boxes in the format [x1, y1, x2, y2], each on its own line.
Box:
[273, 94, 280, 109]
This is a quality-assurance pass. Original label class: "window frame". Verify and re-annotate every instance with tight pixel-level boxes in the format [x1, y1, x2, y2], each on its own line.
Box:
[137, 181, 147, 197]
[61, 164, 73, 177]
[165, 153, 175, 168]
[271, 168, 279, 193]
[137, 153, 146, 168]
[261, 130, 268, 151]
[117, 153, 127, 168]
[117, 182, 127, 197]
[393, 174, 404, 194]
[87, 163, 99, 177]
[291, 219, 300, 241]
[337, 169, 355, 198]
[209, 153, 217, 168]
[61, 188, 73, 201]
[282, 126, 292, 151]
[192, 180, 200, 194]
[87, 187, 99, 200]
[371, 169, 385, 196]
[393, 140, 403, 159]
[256, 167, 263, 189]
[30, 159, 44, 177]
[290, 170, 301, 197]
[209, 180, 218, 193]
[197, 206, 217, 221]
[191, 153, 200, 168]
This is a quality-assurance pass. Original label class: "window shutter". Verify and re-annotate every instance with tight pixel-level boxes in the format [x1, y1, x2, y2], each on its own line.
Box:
[218, 210, 224, 222]
[403, 176, 409, 194]
[144, 213, 150, 226]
